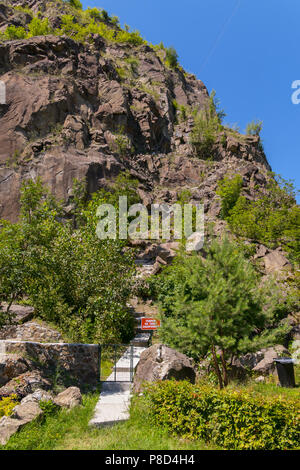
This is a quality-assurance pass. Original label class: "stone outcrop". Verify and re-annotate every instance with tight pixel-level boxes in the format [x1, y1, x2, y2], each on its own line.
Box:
[0, 1, 270, 223]
[133, 344, 196, 392]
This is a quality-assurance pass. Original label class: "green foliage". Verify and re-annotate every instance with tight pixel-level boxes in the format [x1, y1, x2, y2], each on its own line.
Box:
[246, 119, 263, 136]
[68, 0, 83, 10]
[144, 381, 300, 450]
[190, 91, 223, 159]
[154, 237, 289, 388]
[216, 174, 243, 218]
[224, 175, 300, 262]
[39, 400, 60, 417]
[27, 17, 51, 37]
[165, 46, 178, 69]
[1, 25, 26, 40]
[0, 177, 137, 344]
[0, 395, 19, 417]
[0, 393, 209, 450]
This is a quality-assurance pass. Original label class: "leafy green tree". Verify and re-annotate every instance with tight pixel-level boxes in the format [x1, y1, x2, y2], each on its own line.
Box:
[27, 18, 51, 37]
[156, 237, 289, 388]
[0, 177, 137, 343]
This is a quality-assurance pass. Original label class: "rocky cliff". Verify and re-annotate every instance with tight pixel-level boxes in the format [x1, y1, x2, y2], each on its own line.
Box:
[0, 0, 271, 222]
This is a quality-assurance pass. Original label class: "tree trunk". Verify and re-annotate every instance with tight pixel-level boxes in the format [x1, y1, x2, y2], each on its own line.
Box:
[220, 349, 228, 387]
[211, 344, 223, 389]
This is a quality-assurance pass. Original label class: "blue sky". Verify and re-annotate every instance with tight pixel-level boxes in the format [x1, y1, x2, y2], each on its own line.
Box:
[82, 0, 300, 201]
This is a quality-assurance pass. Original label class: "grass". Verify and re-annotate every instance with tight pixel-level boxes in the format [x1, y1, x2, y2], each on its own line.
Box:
[1, 367, 299, 450]
[0, 394, 212, 450]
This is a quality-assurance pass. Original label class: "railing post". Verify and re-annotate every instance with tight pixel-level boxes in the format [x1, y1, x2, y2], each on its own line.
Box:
[98, 344, 102, 383]
[114, 344, 117, 382]
[130, 343, 134, 383]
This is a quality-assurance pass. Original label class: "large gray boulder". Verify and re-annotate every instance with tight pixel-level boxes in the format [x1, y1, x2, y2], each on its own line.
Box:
[133, 344, 196, 392]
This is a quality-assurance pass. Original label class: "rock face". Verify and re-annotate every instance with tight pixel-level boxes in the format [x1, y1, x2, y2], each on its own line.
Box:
[133, 344, 196, 392]
[0, 2, 270, 222]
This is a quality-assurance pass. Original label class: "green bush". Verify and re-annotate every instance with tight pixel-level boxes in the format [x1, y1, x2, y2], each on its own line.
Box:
[68, 0, 82, 10]
[27, 18, 51, 37]
[224, 175, 300, 262]
[190, 91, 223, 159]
[0, 395, 19, 417]
[216, 174, 243, 218]
[1, 25, 26, 40]
[144, 381, 300, 450]
[246, 119, 263, 136]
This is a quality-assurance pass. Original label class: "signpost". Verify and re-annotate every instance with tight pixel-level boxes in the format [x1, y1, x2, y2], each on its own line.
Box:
[141, 317, 161, 331]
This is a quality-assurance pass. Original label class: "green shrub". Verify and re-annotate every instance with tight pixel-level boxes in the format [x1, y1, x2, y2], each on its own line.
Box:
[39, 400, 60, 417]
[144, 381, 300, 450]
[2, 25, 26, 40]
[68, 0, 83, 10]
[216, 174, 243, 218]
[190, 91, 223, 159]
[165, 47, 178, 69]
[0, 395, 19, 417]
[246, 119, 263, 136]
[225, 175, 300, 262]
[27, 17, 51, 37]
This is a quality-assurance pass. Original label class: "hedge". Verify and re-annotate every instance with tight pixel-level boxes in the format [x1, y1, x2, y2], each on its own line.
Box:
[143, 381, 300, 450]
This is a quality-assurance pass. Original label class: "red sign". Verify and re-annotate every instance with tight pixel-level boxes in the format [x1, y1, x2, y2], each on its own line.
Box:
[141, 318, 161, 331]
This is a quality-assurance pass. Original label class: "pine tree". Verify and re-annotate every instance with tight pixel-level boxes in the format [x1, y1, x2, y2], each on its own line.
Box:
[158, 237, 289, 388]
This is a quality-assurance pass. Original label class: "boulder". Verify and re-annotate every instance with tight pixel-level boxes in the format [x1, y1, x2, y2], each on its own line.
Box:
[263, 250, 291, 274]
[133, 344, 196, 392]
[0, 416, 25, 446]
[0, 304, 34, 324]
[233, 345, 290, 376]
[0, 354, 32, 386]
[11, 401, 43, 422]
[54, 387, 82, 409]
[21, 388, 54, 405]
[0, 370, 51, 399]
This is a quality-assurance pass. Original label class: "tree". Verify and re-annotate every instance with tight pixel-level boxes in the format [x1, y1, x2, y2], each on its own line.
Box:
[157, 237, 289, 389]
[0, 177, 137, 343]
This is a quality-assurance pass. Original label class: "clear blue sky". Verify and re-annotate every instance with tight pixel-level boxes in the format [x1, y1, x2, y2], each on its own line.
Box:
[82, 0, 300, 201]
